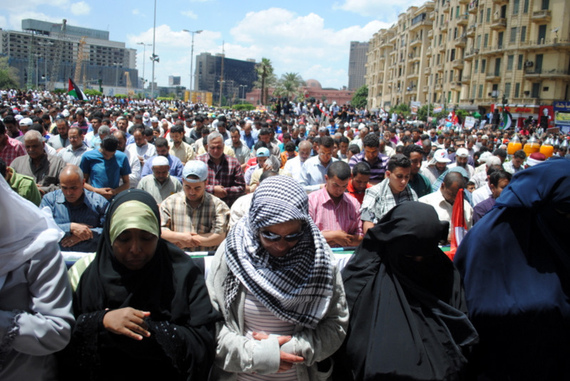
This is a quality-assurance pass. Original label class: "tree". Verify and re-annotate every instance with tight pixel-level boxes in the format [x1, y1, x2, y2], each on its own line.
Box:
[254, 58, 276, 105]
[273, 72, 305, 100]
[0, 56, 19, 89]
[351, 85, 368, 108]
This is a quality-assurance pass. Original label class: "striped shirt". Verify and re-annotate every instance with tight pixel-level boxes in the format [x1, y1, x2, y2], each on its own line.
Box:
[159, 191, 230, 252]
[238, 289, 298, 381]
[348, 152, 389, 185]
[308, 186, 363, 246]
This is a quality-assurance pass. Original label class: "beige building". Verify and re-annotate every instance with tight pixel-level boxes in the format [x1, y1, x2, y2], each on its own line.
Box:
[366, 0, 570, 118]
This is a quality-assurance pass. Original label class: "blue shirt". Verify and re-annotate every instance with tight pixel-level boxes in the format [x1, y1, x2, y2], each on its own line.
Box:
[299, 156, 338, 193]
[40, 189, 108, 252]
[141, 154, 184, 183]
[241, 130, 259, 149]
[80, 149, 131, 189]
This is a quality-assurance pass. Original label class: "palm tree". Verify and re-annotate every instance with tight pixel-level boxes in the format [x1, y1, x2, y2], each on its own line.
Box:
[274, 72, 306, 100]
[254, 58, 276, 105]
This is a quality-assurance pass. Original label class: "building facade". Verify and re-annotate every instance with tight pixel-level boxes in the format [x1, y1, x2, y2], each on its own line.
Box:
[0, 19, 138, 90]
[366, 0, 570, 126]
[195, 52, 257, 105]
[348, 41, 369, 90]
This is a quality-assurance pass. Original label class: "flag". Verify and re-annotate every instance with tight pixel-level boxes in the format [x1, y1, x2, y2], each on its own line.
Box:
[500, 107, 513, 130]
[68, 78, 86, 100]
[448, 188, 467, 261]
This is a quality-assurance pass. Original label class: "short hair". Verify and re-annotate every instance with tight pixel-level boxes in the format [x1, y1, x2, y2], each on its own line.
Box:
[443, 171, 466, 189]
[402, 144, 424, 157]
[348, 144, 361, 155]
[489, 170, 512, 187]
[68, 126, 82, 136]
[194, 115, 204, 123]
[229, 127, 240, 135]
[337, 136, 349, 145]
[207, 131, 223, 145]
[486, 164, 503, 177]
[493, 148, 507, 159]
[363, 133, 380, 149]
[113, 130, 126, 139]
[513, 149, 526, 160]
[0, 120, 5, 135]
[60, 164, 84, 182]
[0, 157, 6, 177]
[353, 161, 371, 177]
[98, 126, 111, 136]
[3, 115, 16, 125]
[154, 137, 169, 148]
[327, 161, 351, 181]
[319, 136, 334, 148]
[259, 170, 279, 183]
[24, 130, 43, 143]
[101, 136, 119, 152]
[29, 123, 45, 135]
[217, 121, 227, 130]
[285, 141, 296, 152]
[171, 124, 184, 134]
[387, 154, 411, 172]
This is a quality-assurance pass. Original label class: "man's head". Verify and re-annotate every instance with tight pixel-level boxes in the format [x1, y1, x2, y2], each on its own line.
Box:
[440, 171, 466, 205]
[229, 127, 241, 146]
[19, 117, 33, 134]
[455, 148, 469, 168]
[56, 119, 69, 138]
[403, 144, 424, 176]
[112, 130, 127, 152]
[489, 170, 512, 199]
[318, 136, 334, 166]
[133, 129, 147, 147]
[433, 148, 451, 172]
[59, 165, 85, 205]
[182, 160, 208, 203]
[154, 137, 170, 157]
[493, 148, 507, 163]
[512, 149, 526, 169]
[116, 117, 128, 132]
[170, 124, 185, 144]
[101, 135, 119, 160]
[352, 161, 371, 193]
[217, 121, 227, 135]
[298, 140, 312, 162]
[258, 128, 271, 144]
[363, 133, 380, 163]
[90, 117, 102, 133]
[207, 132, 225, 160]
[325, 161, 351, 200]
[68, 127, 84, 150]
[23, 130, 45, 160]
[255, 147, 270, 167]
[152, 155, 170, 184]
[386, 154, 412, 194]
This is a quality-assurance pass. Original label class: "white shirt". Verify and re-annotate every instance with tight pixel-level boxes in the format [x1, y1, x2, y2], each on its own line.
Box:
[284, 155, 308, 184]
[419, 189, 473, 237]
[472, 184, 492, 206]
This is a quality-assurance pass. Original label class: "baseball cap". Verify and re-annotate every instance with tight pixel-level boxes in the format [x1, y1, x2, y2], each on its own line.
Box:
[449, 166, 469, 180]
[456, 148, 469, 158]
[478, 151, 493, 164]
[256, 147, 270, 158]
[150, 116, 159, 123]
[152, 156, 170, 167]
[182, 160, 208, 182]
[19, 117, 33, 126]
[434, 149, 451, 163]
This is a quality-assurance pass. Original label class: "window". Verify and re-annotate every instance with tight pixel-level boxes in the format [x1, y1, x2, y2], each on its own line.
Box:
[541, 0, 549, 10]
[518, 55, 523, 70]
[456, 6, 460, 18]
[523, 0, 529, 13]
[521, 26, 527, 42]
[478, 84, 483, 98]
[481, 59, 487, 73]
[484, 33, 489, 48]
[474, 59, 479, 73]
[486, 8, 491, 23]
[480, 10, 484, 24]
[449, 70, 453, 82]
[510, 27, 518, 43]
[477, 35, 481, 49]
[515, 83, 520, 98]
[513, 0, 520, 15]
[505, 82, 511, 98]
[507, 55, 514, 71]
[472, 85, 477, 99]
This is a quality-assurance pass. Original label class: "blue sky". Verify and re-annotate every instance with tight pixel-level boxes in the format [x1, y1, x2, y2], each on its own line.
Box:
[0, 0, 425, 89]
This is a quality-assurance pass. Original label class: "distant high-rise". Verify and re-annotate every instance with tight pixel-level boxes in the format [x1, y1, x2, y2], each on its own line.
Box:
[195, 53, 257, 103]
[0, 19, 138, 89]
[348, 41, 369, 90]
[169, 76, 181, 86]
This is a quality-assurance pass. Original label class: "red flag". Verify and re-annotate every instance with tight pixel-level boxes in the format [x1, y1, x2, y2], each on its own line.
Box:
[448, 188, 467, 261]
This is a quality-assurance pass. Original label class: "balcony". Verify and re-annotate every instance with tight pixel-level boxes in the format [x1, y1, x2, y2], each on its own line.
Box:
[429, 11, 436, 20]
[531, 10, 552, 23]
[493, 0, 508, 4]
[437, 63, 444, 72]
[428, 30, 434, 39]
[466, 24, 476, 37]
[468, 0, 478, 14]
[525, 68, 570, 80]
[485, 72, 501, 82]
[490, 17, 507, 30]
[455, 36, 467, 47]
[408, 69, 419, 78]
[439, 44, 446, 53]
[423, 85, 429, 93]
[426, 46, 433, 56]
[457, 14, 469, 26]
[410, 38, 422, 47]
[459, 0, 469, 4]
[462, 74, 471, 82]
[442, 1, 450, 13]
[453, 59, 465, 69]
[410, 19, 431, 31]
[425, 66, 431, 74]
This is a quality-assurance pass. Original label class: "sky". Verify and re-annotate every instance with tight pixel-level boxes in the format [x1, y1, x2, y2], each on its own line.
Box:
[0, 0, 426, 89]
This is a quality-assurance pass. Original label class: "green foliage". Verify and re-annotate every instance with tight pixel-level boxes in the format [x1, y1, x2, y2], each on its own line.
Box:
[232, 103, 255, 111]
[0, 57, 19, 89]
[84, 89, 102, 96]
[455, 109, 468, 120]
[351, 85, 368, 108]
[390, 103, 411, 117]
[53, 88, 67, 94]
[273, 72, 305, 100]
[156, 96, 174, 101]
[254, 58, 277, 105]
[114, 94, 128, 98]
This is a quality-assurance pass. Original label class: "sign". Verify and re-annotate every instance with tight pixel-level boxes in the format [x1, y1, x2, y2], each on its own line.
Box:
[410, 101, 421, 114]
[464, 116, 476, 129]
[553, 101, 570, 111]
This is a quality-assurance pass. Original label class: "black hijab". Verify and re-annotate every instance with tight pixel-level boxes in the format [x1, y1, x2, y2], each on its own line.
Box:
[335, 202, 478, 381]
[74, 189, 219, 380]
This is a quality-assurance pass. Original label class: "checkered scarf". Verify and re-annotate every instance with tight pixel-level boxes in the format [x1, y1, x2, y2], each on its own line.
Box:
[361, 178, 418, 224]
[224, 176, 334, 329]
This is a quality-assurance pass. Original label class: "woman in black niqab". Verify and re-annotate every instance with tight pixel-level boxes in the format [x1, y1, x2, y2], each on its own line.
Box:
[334, 201, 478, 381]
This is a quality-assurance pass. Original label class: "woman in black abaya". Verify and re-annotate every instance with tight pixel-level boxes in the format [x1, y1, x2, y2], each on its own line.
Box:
[334, 202, 478, 380]
[61, 189, 220, 380]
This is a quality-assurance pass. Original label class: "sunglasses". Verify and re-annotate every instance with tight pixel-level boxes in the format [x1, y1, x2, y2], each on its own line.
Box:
[259, 228, 305, 242]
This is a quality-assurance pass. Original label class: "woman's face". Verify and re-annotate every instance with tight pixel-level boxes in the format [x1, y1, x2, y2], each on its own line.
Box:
[112, 228, 158, 270]
[259, 220, 303, 258]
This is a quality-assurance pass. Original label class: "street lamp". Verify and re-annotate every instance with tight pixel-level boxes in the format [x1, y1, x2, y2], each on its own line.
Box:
[113, 62, 121, 87]
[137, 42, 152, 89]
[239, 85, 248, 102]
[182, 29, 203, 93]
[151, 0, 158, 99]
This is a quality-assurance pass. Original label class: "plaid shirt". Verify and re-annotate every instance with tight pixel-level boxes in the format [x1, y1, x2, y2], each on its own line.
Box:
[160, 191, 230, 252]
[197, 153, 245, 207]
[0, 137, 26, 166]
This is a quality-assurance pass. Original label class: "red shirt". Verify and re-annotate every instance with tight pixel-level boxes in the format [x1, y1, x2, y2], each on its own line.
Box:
[346, 179, 372, 205]
[0, 137, 26, 166]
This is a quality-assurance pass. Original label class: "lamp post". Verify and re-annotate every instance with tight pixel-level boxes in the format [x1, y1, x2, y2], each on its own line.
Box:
[182, 29, 202, 94]
[137, 42, 151, 89]
[150, 0, 158, 99]
[113, 62, 121, 87]
[239, 85, 248, 102]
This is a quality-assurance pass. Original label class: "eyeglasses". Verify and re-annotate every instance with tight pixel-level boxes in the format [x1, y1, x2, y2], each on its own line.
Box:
[259, 228, 305, 242]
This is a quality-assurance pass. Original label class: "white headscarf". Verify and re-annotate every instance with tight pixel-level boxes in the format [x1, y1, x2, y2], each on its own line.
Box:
[0, 177, 63, 282]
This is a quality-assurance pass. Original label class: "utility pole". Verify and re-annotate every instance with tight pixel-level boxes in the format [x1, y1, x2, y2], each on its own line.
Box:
[219, 41, 225, 107]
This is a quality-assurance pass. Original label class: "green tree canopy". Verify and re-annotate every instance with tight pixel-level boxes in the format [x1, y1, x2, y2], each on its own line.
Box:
[0, 57, 19, 89]
[254, 58, 277, 105]
[351, 85, 368, 108]
[273, 72, 305, 100]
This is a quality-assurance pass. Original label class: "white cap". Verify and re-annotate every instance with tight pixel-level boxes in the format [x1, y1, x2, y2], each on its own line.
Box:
[456, 148, 469, 158]
[433, 149, 451, 163]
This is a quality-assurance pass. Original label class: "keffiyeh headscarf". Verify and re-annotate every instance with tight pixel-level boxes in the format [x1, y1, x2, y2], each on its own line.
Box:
[224, 176, 333, 329]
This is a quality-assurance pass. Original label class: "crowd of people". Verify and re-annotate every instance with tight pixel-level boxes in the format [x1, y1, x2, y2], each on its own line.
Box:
[0, 87, 569, 380]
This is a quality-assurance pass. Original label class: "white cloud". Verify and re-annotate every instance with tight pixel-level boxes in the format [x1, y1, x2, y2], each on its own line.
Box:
[132, 9, 140, 15]
[334, 0, 426, 20]
[181, 10, 198, 19]
[70, 1, 91, 16]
